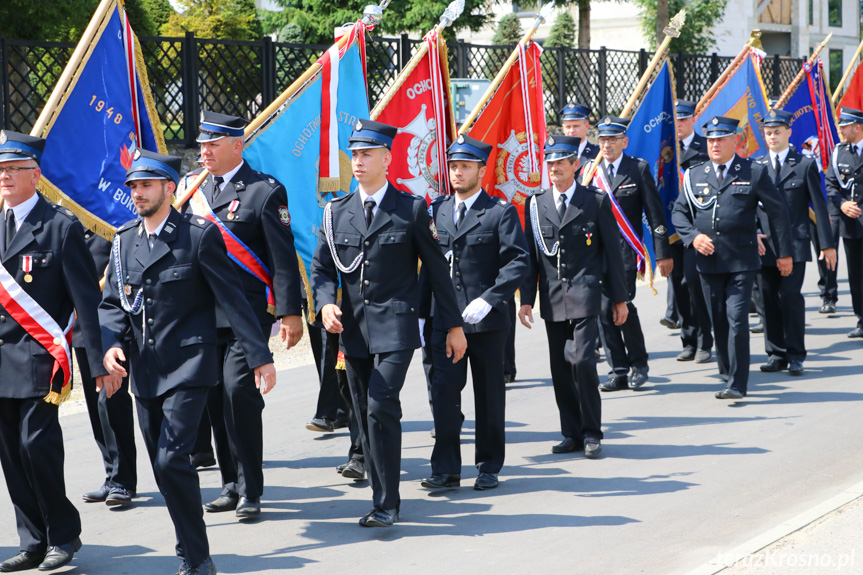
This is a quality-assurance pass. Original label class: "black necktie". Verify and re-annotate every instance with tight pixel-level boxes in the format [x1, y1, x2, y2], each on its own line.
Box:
[557, 194, 567, 221]
[4, 210, 16, 254]
[213, 176, 224, 200]
[607, 163, 615, 180]
[148, 233, 157, 251]
[364, 199, 376, 229]
[717, 164, 726, 187]
[773, 155, 781, 186]
[456, 202, 467, 229]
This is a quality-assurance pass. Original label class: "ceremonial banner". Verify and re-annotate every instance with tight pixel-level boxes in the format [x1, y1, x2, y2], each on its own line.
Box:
[783, 61, 839, 176]
[243, 29, 369, 313]
[696, 50, 770, 158]
[468, 41, 546, 224]
[374, 29, 456, 202]
[38, 0, 165, 238]
[628, 60, 680, 270]
[839, 58, 863, 112]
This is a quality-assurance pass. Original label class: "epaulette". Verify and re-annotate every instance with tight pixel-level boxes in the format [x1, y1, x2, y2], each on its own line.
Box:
[688, 159, 709, 170]
[430, 194, 447, 205]
[116, 218, 141, 234]
[400, 190, 423, 201]
[50, 204, 78, 221]
[754, 156, 768, 164]
[531, 187, 549, 196]
[330, 191, 354, 204]
[184, 212, 211, 228]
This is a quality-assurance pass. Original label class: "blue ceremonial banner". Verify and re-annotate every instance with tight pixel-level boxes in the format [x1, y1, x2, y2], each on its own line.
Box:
[38, 0, 165, 237]
[783, 61, 839, 179]
[244, 39, 369, 309]
[628, 61, 679, 272]
[696, 51, 771, 159]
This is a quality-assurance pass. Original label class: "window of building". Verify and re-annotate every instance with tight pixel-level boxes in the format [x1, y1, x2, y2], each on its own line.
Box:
[808, 0, 813, 25]
[828, 0, 842, 27]
[829, 49, 844, 93]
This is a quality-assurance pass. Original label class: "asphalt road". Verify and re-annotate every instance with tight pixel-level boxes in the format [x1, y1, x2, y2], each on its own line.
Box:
[2, 260, 863, 575]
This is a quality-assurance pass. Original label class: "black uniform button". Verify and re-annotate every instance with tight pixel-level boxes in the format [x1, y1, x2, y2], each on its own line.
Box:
[411, 307, 415, 312]
[364, 299, 370, 305]
[456, 285, 462, 291]
[364, 261, 370, 266]
[146, 298, 153, 305]
[455, 271, 461, 277]
[173, 272, 179, 278]
[455, 257, 460, 263]
[560, 249, 566, 254]
[198, 336, 203, 341]
[146, 279, 152, 285]
[364, 280, 369, 285]
[559, 234, 565, 240]
[0, 315, 5, 322]
[148, 339, 155, 346]
[147, 318, 154, 326]
[0, 339, 4, 346]
[561, 263, 567, 268]
[364, 241, 370, 247]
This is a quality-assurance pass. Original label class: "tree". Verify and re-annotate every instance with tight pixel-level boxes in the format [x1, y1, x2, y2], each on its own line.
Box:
[492, 13, 523, 45]
[259, 0, 491, 45]
[543, 11, 576, 48]
[161, 0, 262, 40]
[631, 0, 728, 54]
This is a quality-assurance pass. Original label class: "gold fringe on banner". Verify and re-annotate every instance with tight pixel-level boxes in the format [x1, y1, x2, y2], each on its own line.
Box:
[318, 177, 342, 193]
[296, 257, 316, 324]
[43, 384, 72, 406]
[38, 177, 117, 240]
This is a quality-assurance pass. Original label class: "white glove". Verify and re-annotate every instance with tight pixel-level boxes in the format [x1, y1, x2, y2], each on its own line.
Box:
[462, 298, 492, 324]
[419, 318, 426, 347]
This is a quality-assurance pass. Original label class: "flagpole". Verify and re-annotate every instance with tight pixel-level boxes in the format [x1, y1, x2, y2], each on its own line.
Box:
[30, 0, 117, 137]
[457, 0, 556, 136]
[694, 30, 763, 118]
[831, 38, 863, 105]
[581, 9, 686, 185]
[370, 0, 465, 119]
[175, 1, 389, 207]
[773, 33, 833, 109]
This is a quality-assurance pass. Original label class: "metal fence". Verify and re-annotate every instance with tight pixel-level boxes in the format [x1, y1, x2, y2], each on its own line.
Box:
[1, 33, 805, 147]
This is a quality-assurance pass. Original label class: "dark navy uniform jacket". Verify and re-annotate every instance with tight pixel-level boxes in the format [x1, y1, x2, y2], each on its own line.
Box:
[0, 195, 107, 398]
[71, 230, 111, 349]
[99, 209, 273, 399]
[826, 142, 863, 239]
[604, 154, 672, 271]
[579, 142, 600, 164]
[197, 161, 304, 327]
[311, 184, 462, 357]
[680, 133, 709, 171]
[672, 156, 794, 274]
[423, 190, 529, 334]
[521, 184, 628, 321]
[754, 149, 833, 264]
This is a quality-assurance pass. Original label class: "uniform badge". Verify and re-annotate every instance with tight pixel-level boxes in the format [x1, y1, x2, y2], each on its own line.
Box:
[227, 199, 240, 220]
[21, 255, 33, 283]
[0, 131, 6, 145]
[548, 136, 555, 146]
[125, 284, 132, 296]
[712, 118, 719, 125]
[585, 232, 593, 246]
[356, 120, 364, 131]
[197, 218, 206, 225]
[654, 225, 667, 236]
[278, 206, 291, 226]
[457, 135, 465, 144]
[429, 220, 439, 240]
[200, 111, 206, 123]
[133, 148, 141, 160]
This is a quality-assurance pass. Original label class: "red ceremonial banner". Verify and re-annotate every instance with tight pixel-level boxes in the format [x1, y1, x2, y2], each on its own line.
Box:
[375, 31, 456, 202]
[468, 41, 546, 225]
[839, 61, 863, 112]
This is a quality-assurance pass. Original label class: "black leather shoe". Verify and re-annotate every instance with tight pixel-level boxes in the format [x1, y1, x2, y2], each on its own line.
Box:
[203, 494, 238, 513]
[340, 459, 365, 480]
[236, 496, 260, 519]
[37, 539, 81, 571]
[599, 376, 627, 392]
[820, 302, 836, 314]
[677, 348, 695, 361]
[421, 474, 460, 488]
[359, 508, 398, 527]
[106, 486, 133, 507]
[659, 317, 677, 329]
[715, 388, 744, 399]
[584, 438, 602, 459]
[551, 437, 584, 454]
[332, 416, 350, 430]
[760, 359, 788, 372]
[694, 349, 712, 363]
[178, 557, 217, 575]
[848, 327, 863, 338]
[305, 417, 334, 432]
[750, 322, 764, 334]
[474, 472, 499, 491]
[630, 366, 648, 389]
[82, 483, 110, 502]
[0, 551, 45, 572]
[190, 452, 216, 469]
[336, 460, 350, 473]
[594, 348, 601, 359]
[788, 360, 804, 376]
